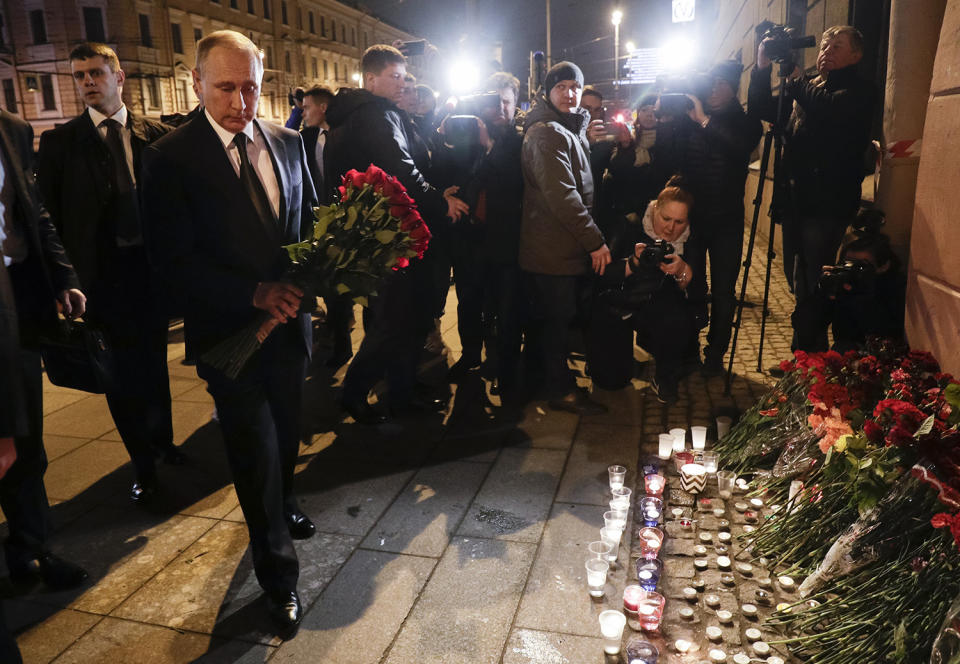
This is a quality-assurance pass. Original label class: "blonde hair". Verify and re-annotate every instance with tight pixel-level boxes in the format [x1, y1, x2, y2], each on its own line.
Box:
[822, 25, 864, 54]
[196, 30, 263, 77]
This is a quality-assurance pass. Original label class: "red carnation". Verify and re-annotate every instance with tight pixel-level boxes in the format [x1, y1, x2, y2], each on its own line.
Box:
[395, 256, 409, 269]
[864, 420, 884, 444]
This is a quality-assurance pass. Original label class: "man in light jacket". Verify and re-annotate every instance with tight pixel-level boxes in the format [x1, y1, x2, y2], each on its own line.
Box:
[520, 61, 611, 415]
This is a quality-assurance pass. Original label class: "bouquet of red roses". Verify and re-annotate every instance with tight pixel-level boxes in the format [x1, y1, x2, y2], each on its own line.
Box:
[202, 164, 431, 379]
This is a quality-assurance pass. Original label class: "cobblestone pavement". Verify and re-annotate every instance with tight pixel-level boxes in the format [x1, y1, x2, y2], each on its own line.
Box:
[2, 221, 796, 663]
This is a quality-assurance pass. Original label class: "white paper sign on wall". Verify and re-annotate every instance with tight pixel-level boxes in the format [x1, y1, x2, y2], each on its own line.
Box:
[672, 0, 695, 23]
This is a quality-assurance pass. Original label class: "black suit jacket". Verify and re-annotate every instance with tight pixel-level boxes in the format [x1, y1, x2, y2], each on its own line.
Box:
[140, 112, 316, 360]
[0, 110, 79, 345]
[300, 125, 326, 205]
[36, 108, 170, 292]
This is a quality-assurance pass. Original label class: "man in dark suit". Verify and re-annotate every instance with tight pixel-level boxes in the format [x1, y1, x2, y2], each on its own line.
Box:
[299, 86, 332, 201]
[0, 109, 89, 593]
[37, 43, 178, 504]
[140, 30, 316, 633]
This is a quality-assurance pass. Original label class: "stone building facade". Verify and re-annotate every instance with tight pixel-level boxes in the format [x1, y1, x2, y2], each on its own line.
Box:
[0, 0, 420, 140]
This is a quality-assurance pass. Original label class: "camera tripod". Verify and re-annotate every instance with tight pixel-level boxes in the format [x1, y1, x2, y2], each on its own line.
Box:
[723, 64, 795, 395]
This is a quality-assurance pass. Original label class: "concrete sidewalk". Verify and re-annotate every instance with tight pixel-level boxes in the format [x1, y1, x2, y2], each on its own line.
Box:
[3, 224, 794, 663]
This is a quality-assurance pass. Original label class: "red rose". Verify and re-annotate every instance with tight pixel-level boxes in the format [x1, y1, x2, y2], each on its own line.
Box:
[364, 164, 387, 185]
[864, 420, 884, 443]
[409, 224, 430, 240]
[395, 256, 410, 269]
[392, 191, 415, 207]
[349, 170, 366, 189]
[387, 175, 407, 195]
[378, 179, 397, 198]
[401, 211, 424, 231]
[337, 184, 348, 200]
[390, 205, 409, 220]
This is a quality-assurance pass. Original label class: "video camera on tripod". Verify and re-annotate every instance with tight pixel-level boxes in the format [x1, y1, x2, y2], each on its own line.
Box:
[756, 20, 817, 70]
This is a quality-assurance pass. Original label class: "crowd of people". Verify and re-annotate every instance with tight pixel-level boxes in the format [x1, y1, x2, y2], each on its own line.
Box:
[0, 22, 898, 651]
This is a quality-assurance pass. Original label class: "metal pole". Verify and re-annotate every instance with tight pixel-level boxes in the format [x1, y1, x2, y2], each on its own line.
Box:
[614, 23, 619, 88]
[545, 0, 552, 66]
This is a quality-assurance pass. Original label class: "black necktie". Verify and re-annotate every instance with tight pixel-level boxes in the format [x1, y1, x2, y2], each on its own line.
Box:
[232, 132, 278, 239]
[102, 119, 141, 243]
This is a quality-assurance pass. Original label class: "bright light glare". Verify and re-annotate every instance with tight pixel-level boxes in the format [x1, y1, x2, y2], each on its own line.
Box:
[447, 60, 481, 95]
[351, 72, 360, 82]
[660, 36, 697, 71]
[611, 9, 622, 26]
[625, 40, 636, 53]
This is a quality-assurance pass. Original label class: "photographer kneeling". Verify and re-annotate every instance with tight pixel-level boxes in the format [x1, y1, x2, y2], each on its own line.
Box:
[587, 177, 698, 404]
[792, 214, 905, 353]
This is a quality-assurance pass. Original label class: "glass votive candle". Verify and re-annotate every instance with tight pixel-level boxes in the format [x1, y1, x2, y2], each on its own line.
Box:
[702, 452, 718, 474]
[588, 540, 613, 560]
[623, 584, 646, 630]
[717, 470, 737, 498]
[673, 450, 694, 472]
[611, 486, 632, 510]
[599, 610, 627, 654]
[657, 433, 674, 459]
[603, 510, 626, 532]
[585, 558, 609, 597]
[644, 473, 665, 497]
[639, 496, 663, 526]
[609, 465, 627, 491]
[691, 425, 707, 450]
[635, 558, 663, 591]
[716, 415, 732, 439]
[636, 591, 665, 631]
[625, 637, 659, 664]
[670, 428, 686, 452]
[638, 527, 663, 560]
[600, 526, 621, 562]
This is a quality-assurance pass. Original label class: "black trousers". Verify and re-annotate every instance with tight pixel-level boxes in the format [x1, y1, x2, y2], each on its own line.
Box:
[450, 228, 486, 364]
[524, 273, 593, 399]
[0, 349, 52, 573]
[86, 248, 173, 481]
[196, 323, 306, 595]
[686, 224, 745, 365]
[485, 262, 524, 393]
[782, 214, 849, 351]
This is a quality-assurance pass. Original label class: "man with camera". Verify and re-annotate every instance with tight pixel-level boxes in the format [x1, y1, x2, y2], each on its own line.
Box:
[749, 25, 877, 351]
[520, 61, 611, 415]
[432, 73, 525, 399]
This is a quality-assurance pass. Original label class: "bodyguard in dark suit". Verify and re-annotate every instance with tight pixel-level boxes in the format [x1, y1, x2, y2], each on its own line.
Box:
[36, 43, 177, 503]
[0, 109, 88, 592]
[140, 31, 316, 633]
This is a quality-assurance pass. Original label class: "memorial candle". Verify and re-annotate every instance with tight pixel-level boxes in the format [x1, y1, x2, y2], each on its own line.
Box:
[635, 558, 663, 591]
[644, 473, 665, 498]
[639, 497, 663, 526]
[638, 527, 663, 560]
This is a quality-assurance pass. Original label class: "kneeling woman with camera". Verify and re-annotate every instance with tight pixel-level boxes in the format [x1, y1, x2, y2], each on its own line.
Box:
[587, 176, 699, 403]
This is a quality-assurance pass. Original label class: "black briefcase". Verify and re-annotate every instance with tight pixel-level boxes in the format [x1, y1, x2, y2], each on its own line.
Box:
[39, 319, 116, 394]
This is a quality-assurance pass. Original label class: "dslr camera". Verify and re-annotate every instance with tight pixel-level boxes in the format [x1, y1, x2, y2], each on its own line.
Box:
[756, 20, 817, 65]
[818, 259, 877, 298]
[638, 240, 677, 267]
[654, 73, 711, 119]
[443, 92, 502, 149]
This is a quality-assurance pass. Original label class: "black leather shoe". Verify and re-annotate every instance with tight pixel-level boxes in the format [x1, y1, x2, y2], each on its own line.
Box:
[343, 400, 387, 426]
[266, 590, 302, 634]
[162, 446, 188, 466]
[285, 510, 316, 540]
[447, 357, 480, 382]
[10, 553, 88, 591]
[390, 395, 446, 418]
[130, 477, 158, 504]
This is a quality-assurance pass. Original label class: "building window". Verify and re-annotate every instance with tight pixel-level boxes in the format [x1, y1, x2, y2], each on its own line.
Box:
[363, 32, 368, 49]
[297, 9, 302, 30]
[265, 45, 273, 69]
[334, 62, 338, 81]
[146, 77, 160, 109]
[263, 0, 271, 19]
[323, 60, 328, 79]
[171, 23, 183, 54]
[311, 57, 318, 78]
[281, 1, 287, 25]
[82, 7, 105, 42]
[176, 79, 189, 109]
[0, 12, 7, 50]
[340, 25, 345, 42]
[248, 0, 255, 13]
[2, 79, 16, 113]
[139, 14, 153, 48]
[29, 9, 47, 44]
[351, 27, 355, 46]
[194, 27, 202, 42]
[308, 11, 315, 33]
[40, 74, 56, 110]
[230, 0, 238, 8]
[300, 54, 305, 75]
[320, 16, 325, 36]
[331, 20, 335, 40]
[284, 51, 291, 72]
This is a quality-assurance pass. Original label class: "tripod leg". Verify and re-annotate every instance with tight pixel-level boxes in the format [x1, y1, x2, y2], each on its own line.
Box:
[724, 128, 774, 396]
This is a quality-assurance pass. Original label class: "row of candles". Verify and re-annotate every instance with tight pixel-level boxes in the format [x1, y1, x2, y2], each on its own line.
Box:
[593, 421, 735, 663]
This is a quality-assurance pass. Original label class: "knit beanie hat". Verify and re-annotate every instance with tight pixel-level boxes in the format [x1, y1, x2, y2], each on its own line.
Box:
[543, 61, 584, 95]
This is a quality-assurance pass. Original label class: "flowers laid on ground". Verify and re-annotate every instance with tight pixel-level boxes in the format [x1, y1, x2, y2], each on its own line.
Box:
[203, 164, 431, 379]
[715, 340, 960, 664]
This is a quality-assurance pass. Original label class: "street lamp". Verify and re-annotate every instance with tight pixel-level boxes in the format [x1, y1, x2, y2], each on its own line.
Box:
[611, 9, 622, 89]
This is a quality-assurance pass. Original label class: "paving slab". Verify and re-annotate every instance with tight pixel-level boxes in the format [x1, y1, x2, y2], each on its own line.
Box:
[5, 599, 102, 663]
[384, 537, 536, 664]
[515, 502, 627, 637]
[426, 430, 505, 464]
[458, 447, 568, 542]
[42, 394, 118, 439]
[53, 616, 275, 663]
[41, 389, 91, 416]
[98, 399, 215, 446]
[43, 440, 132, 502]
[361, 460, 489, 557]
[554, 423, 641, 506]
[503, 405, 579, 450]
[272, 550, 435, 664]
[42, 434, 94, 463]
[502, 628, 608, 664]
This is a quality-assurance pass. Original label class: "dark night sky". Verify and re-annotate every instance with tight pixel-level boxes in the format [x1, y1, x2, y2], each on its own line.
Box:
[357, 0, 685, 98]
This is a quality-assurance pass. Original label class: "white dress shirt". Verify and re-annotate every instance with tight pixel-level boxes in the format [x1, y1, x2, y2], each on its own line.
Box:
[314, 127, 326, 180]
[205, 109, 282, 220]
[88, 104, 136, 185]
